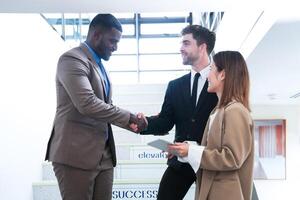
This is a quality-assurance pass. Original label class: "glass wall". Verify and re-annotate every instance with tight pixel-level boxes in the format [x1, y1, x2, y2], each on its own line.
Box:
[42, 12, 222, 84]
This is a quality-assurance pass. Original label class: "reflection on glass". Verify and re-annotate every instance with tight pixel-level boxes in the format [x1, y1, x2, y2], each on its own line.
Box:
[53, 25, 62, 36]
[104, 55, 137, 71]
[139, 54, 188, 70]
[109, 72, 138, 84]
[122, 24, 135, 36]
[65, 25, 76, 38]
[81, 25, 89, 38]
[140, 71, 188, 84]
[81, 13, 97, 20]
[64, 13, 80, 18]
[139, 38, 181, 54]
[116, 38, 137, 54]
[141, 12, 188, 18]
[253, 119, 286, 180]
[141, 23, 187, 35]
[43, 13, 62, 18]
[112, 13, 134, 18]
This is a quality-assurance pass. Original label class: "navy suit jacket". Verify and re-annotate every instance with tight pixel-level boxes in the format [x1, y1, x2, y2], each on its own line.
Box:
[141, 73, 218, 168]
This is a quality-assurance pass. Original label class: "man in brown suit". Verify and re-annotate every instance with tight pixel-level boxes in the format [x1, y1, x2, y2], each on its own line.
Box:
[45, 14, 146, 200]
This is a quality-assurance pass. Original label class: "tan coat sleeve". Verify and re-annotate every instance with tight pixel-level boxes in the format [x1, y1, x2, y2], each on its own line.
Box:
[57, 53, 130, 126]
[200, 105, 252, 171]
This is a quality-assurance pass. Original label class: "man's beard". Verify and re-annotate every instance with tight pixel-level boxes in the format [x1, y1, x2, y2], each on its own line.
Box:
[182, 56, 194, 65]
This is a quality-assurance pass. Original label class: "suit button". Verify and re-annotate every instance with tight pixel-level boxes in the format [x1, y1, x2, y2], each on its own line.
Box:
[191, 119, 195, 122]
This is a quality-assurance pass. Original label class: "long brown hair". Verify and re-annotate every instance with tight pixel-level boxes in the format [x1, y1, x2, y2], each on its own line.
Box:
[213, 51, 250, 111]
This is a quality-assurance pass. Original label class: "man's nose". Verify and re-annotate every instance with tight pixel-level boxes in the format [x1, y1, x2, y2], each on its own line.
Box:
[180, 46, 185, 53]
[112, 44, 117, 51]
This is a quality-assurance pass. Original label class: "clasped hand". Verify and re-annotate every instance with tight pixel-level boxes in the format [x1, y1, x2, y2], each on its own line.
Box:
[129, 113, 148, 133]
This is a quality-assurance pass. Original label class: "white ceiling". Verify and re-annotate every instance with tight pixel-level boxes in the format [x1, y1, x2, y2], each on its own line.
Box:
[214, 6, 300, 105]
[0, 0, 299, 105]
[0, 0, 272, 13]
[247, 19, 300, 105]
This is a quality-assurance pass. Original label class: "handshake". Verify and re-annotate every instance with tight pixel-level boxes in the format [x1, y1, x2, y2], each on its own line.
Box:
[129, 113, 148, 133]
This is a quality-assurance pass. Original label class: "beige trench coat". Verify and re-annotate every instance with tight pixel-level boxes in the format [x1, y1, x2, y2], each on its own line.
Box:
[195, 101, 254, 200]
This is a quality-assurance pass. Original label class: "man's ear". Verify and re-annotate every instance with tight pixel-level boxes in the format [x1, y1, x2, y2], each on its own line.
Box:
[200, 43, 207, 54]
[93, 29, 102, 40]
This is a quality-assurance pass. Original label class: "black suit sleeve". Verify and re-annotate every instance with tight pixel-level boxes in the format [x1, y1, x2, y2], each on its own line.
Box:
[140, 82, 175, 135]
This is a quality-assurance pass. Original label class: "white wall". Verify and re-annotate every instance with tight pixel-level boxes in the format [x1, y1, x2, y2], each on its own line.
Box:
[0, 14, 66, 200]
[0, 14, 300, 200]
[246, 13, 300, 200]
[252, 105, 300, 200]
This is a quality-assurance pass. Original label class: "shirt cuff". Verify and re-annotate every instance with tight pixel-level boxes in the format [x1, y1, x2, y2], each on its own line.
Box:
[177, 141, 205, 173]
[178, 156, 188, 163]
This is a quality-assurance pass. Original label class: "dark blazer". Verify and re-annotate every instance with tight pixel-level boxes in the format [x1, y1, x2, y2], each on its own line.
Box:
[45, 43, 131, 170]
[141, 73, 218, 167]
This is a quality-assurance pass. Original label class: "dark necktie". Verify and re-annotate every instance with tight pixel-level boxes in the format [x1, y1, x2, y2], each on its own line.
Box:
[191, 73, 200, 108]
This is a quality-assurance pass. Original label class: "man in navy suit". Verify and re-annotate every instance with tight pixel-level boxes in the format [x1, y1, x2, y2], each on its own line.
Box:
[139, 25, 218, 200]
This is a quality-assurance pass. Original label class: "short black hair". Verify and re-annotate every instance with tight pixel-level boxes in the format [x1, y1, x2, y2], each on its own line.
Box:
[181, 25, 216, 54]
[89, 14, 122, 32]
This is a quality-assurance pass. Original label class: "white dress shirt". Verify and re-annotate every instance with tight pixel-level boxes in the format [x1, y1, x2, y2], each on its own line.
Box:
[190, 66, 210, 105]
[178, 109, 219, 173]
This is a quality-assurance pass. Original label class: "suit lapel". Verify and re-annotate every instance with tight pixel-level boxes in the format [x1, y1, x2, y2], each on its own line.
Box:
[195, 80, 209, 112]
[180, 73, 192, 107]
[79, 43, 109, 102]
[106, 70, 112, 102]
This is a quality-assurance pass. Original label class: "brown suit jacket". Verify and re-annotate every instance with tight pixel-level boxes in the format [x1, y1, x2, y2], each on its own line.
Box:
[45, 43, 130, 170]
[195, 101, 254, 200]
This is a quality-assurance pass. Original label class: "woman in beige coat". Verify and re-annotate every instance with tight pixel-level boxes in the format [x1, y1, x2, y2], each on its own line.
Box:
[169, 51, 254, 200]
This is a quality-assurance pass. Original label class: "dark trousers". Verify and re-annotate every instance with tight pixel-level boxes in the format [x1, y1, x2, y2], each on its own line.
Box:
[157, 163, 196, 200]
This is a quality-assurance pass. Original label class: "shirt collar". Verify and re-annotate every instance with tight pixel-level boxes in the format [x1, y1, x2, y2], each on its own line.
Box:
[83, 42, 101, 65]
[191, 64, 210, 80]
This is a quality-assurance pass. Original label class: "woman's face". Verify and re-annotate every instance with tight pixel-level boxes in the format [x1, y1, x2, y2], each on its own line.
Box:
[207, 62, 225, 94]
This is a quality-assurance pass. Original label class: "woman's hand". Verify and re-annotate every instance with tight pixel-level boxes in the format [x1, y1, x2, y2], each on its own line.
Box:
[168, 142, 189, 157]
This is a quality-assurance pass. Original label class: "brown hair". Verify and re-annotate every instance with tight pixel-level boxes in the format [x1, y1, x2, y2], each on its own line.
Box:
[181, 25, 216, 54]
[213, 51, 250, 111]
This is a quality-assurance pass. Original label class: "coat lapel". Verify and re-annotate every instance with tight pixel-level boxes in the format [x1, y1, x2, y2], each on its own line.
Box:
[206, 107, 224, 148]
[79, 43, 109, 102]
[198, 107, 223, 200]
[195, 80, 209, 112]
[201, 123, 209, 146]
[180, 73, 192, 108]
[106, 70, 112, 103]
[201, 106, 217, 145]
